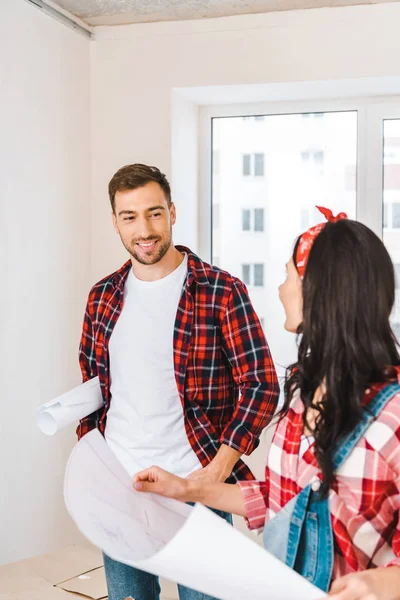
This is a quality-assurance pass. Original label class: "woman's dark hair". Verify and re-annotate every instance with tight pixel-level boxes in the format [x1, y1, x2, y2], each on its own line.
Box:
[282, 219, 400, 493]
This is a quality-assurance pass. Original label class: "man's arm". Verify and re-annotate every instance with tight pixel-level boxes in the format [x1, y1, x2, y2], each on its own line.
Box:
[187, 444, 242, 483]
[76, 297, 101, 440]
[219, 279, 279, 456]
[188, 279, 279, 483]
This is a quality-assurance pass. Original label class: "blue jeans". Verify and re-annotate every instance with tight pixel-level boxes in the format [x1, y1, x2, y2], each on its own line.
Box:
[104, 508, 232, 600]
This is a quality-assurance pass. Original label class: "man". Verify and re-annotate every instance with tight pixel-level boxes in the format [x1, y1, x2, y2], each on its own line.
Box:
[78, 163, 279, 600]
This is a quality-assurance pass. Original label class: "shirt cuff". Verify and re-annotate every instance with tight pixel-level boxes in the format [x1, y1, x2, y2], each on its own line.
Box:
[238, 480, 268, 531]
[220, 425, 259, 455]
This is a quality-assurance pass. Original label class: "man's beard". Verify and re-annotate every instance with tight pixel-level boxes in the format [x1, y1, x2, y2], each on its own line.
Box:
[123, 232, 172, 266]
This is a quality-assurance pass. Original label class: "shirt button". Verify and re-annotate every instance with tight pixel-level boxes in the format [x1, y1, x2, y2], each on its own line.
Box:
[311, 478, 321, 492]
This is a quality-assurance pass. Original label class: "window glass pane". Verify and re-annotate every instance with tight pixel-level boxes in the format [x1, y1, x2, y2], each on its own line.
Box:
[393, 203, 400, 229]
[242, 209, 251, 231]
[254, 153, 265, 176]
[300, 208, 309, 230]
[212, 111, 357, 373]
[242, 154, 251, 176]
[213, 203, 220, 229]
[383, 119, 400, 340]
[242, 264, 250, 285]
[254, 208, 264, 232]
[254, 264, 264, 287]
[314, 150, 324, 166]
[395, 264, 400, 290]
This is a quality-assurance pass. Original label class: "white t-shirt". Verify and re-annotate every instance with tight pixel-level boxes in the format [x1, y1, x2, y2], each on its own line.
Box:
[105, 254, 202, 478]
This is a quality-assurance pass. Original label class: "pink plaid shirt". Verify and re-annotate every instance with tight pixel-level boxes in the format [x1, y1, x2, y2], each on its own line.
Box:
[239, 371, 400, 579]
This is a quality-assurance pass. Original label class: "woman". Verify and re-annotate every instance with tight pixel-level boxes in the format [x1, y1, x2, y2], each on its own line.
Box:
[134, 209, 400, 600]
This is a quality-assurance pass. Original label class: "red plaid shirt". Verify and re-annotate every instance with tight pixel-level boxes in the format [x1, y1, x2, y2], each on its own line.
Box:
[240, 371, 400, 577]
[77, 246, 279, 482]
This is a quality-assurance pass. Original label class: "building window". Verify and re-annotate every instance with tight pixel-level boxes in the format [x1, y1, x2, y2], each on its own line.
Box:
[241, 264, 265, 287]
[242, 209, 251, 231]
[242, 154, 251, 176]
[242, 264, 251, 285]
[242, 153, 265, 177]
[254, 153, 265, 176]
[241, 208, 265, 232]
[300, 208, 309, 230]
[254, 264, 264, 287]
[393, 203, 400, 228]
[254, 208, 264, 232]
[395, 264, 400, 289]
[384, 201, 400, 229]
[301, 150, 325, 167]
[242, 116, 264, 121]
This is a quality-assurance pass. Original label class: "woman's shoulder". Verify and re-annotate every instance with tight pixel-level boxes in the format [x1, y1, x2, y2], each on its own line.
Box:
[364, 374, 400, 471]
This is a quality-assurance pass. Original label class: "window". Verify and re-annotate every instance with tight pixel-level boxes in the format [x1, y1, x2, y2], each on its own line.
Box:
[383, 201, 400, 230]
[242, 264, 250, 285]
[254, 209, 264, 232]
[242, 116, 264, 121]
[242, 208, 264, 232]
[242, 209, 251, 231]
[393, 203, 400, 228]
[241, 264, 265, 287]
[301, 149, 325, 168]
[210, 109, 357, 370]
[300, 208, 309, 230]
[302, 112, 325, 119]
[383, 119, 400, 340]
[213, 149, 220, 175]
[242, 153, 265, 177]
[395, 264, 400, 289]
[254, 153, 265, 176]
[213, 203, 220, 229]
[242, 154, 251, 176]
[254, 264, 264, 287]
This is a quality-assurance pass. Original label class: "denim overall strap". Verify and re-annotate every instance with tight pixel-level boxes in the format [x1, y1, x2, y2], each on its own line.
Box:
[332, 381, 400, 472]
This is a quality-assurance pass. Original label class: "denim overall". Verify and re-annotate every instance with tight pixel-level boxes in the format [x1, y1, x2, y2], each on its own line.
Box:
[263, 382, 400, 592]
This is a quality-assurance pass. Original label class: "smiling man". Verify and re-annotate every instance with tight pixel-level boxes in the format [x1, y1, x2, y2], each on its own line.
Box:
[77, 163, 279, 600]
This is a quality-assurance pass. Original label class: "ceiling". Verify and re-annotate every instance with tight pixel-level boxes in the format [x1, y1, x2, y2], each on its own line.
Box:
[52, 0, 400, 26]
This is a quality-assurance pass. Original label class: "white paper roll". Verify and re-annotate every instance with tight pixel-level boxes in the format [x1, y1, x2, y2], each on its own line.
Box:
[37, 377, 103, 435]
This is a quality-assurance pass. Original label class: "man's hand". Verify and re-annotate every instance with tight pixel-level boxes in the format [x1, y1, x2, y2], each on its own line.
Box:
[326, 568, 400, 600]
[186, 462, 230, 484]
[186, 444, 241, 484]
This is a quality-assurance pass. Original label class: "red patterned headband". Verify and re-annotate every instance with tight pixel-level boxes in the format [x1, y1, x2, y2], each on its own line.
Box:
[295, 206, 348, 277]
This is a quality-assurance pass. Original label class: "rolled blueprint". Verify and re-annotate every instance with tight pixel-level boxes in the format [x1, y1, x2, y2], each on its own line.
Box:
[37, 377, 103, 435]
[64, 430, 325, 600]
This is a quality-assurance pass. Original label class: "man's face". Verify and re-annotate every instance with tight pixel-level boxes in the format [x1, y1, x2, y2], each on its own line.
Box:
[112, 182, 176, 266]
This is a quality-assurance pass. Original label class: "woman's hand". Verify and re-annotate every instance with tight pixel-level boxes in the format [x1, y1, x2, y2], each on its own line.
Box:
[328, 574, 377, 600]
[133, 466, 191, 502]
[327, 568, 400, 600]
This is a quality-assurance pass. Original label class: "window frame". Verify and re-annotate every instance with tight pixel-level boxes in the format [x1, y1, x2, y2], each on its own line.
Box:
[199, 97, 400, 262]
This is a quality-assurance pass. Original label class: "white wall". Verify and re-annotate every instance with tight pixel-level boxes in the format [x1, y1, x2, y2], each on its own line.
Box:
[0, 0, 91, 563]
[91, 2, 400, 280]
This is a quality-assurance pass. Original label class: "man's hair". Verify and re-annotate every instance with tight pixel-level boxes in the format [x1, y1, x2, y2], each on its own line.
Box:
[108, 164, 171, 212]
